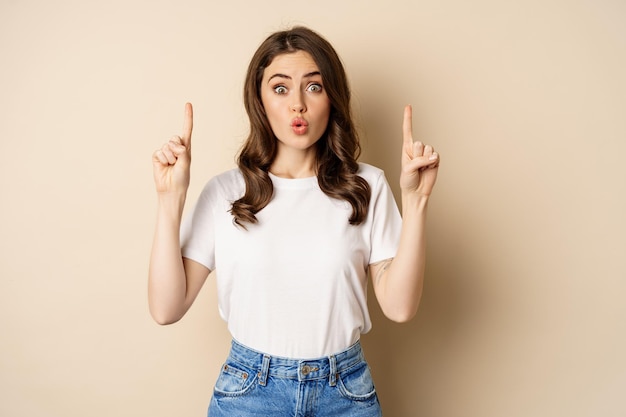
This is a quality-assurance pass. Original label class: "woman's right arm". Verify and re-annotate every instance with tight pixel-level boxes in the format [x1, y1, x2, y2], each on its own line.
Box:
[148, 103, 210, 325]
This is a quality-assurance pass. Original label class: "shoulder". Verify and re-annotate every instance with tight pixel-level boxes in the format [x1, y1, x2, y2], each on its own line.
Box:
[199, 168, 245, 201]
[211, 168, 244, 187]
[357, 162, 386, 186]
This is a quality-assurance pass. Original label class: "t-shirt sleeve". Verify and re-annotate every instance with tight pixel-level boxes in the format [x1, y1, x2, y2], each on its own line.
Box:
[180, 180, 217, 271]
[368, 170, 402, 264]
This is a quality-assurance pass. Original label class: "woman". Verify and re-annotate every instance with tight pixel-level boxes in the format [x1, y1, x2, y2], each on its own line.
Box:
[150, 26, 439, 416]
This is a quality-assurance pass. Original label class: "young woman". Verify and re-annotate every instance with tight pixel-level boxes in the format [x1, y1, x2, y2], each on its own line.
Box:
[150, 26, 439, 417]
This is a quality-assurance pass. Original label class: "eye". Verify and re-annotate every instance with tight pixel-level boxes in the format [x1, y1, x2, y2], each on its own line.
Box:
[273, 85, 288, 95]
[307, 83, 323, 93]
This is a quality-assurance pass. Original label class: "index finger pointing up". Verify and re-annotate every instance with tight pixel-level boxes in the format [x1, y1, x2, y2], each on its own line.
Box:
[403, 104, 414, 153]
[182, 102, 193, 147]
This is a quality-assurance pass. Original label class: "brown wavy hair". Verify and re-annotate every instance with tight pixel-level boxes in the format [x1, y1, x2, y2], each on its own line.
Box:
[231, 26, 370, 227]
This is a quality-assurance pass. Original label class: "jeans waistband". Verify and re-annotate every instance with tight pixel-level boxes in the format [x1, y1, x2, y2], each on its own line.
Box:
[227, 339, 365, 386]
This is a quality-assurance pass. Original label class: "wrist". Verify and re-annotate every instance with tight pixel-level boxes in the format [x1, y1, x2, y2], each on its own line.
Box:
[157, 191, 187, 219]
[401, 191, 429, 214]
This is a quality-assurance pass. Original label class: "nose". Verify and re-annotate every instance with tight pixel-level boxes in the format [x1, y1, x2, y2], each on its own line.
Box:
[290, 91, 306, 113]
[291, 103, 305, 112]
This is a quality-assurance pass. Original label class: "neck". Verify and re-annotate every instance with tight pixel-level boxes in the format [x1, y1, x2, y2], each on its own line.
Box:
[269, 147, 317, 179]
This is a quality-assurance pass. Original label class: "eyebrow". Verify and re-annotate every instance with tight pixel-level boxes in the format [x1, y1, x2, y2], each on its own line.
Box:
[266, 71, 321, 84]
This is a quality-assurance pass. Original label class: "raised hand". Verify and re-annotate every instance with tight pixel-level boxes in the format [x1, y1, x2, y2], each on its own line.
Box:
[152, 103, 193, 194]
[399, 105, 439, 196]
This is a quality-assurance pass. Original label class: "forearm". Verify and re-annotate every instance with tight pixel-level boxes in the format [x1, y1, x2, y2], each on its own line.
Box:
[379, 192, 429, 322]
[148, 192, 188, 324]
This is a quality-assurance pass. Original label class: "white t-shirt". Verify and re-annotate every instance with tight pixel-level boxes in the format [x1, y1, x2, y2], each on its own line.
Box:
[181, 162, 402, 358]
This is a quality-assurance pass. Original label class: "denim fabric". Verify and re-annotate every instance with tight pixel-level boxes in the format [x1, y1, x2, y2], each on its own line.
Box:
[208, 339, 383, 417]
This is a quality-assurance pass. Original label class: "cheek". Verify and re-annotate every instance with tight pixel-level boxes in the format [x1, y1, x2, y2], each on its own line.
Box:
[260, 96, 280, 123]
[260, 92, 270, 113]
[313, 95, 331, 116]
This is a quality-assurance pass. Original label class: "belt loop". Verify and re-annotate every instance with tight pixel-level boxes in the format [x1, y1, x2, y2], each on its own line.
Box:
[329, 355, 337, 387]
[259, 354, 271, 386]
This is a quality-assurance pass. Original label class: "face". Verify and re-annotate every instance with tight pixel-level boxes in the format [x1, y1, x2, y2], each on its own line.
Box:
[260, 50, 331, 155]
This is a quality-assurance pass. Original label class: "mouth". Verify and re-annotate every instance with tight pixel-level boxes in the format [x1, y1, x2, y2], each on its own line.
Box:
[291, 118, 309, 135]
[291, 118, 309, 128]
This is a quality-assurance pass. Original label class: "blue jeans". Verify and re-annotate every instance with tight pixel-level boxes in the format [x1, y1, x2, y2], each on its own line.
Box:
[208, 339, 383, 417]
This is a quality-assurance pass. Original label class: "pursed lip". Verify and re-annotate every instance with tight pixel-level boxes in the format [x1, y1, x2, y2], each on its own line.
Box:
[290, 117, 309, 127]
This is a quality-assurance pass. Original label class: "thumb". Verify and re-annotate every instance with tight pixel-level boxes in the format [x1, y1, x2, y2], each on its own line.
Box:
[404, 152, 439, 172]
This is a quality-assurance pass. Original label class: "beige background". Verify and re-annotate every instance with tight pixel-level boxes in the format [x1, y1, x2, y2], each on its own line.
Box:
[1, 0, 625, 416]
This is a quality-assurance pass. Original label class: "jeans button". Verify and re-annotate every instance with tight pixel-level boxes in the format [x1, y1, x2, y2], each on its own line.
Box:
[302, 365, 311, 375]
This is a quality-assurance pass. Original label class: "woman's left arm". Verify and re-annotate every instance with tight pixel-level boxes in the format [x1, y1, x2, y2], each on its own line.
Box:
[370, 104, 440, 323]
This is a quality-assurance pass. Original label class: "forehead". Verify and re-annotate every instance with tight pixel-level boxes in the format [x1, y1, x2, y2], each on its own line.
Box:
[262, 50, 320, 79]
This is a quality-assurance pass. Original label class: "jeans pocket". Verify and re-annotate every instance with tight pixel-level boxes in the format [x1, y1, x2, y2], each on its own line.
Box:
[213, 361, 258, 397]
[337, 362, 377, 401]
